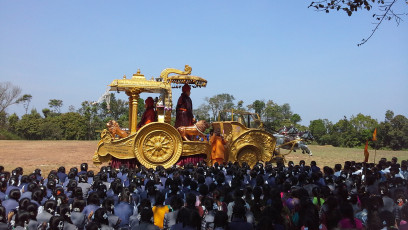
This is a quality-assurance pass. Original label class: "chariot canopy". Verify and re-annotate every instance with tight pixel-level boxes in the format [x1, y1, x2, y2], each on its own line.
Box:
[107, 65, 207, 135]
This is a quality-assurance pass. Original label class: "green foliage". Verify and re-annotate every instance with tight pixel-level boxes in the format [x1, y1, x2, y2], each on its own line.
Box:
[290, 114, 302, 125]
[48, 99, 63, 113]
[7, 113, 19, 133]
[0, 128, 22, 140]
[58, 112, 87, 140]
[205, 94, 235, 121]
[15, 109, 43, 140]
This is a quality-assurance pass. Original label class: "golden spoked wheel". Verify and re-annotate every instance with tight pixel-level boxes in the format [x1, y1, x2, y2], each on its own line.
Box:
[228, 130, 276, 167]
[134, 122, 182, 169]
[237, 145, 261, 168]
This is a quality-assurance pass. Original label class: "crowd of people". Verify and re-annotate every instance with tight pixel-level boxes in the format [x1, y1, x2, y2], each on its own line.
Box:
[1, 157, 408, 230]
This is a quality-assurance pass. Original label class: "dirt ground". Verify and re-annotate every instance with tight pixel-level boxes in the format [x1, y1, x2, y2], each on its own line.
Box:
[1, 140, 407, 175]
[0, 140, 102, 174]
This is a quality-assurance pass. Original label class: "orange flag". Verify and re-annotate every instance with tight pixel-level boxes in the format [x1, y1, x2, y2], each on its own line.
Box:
[364, 140, 369, 162]
[372, 128, 377, 141]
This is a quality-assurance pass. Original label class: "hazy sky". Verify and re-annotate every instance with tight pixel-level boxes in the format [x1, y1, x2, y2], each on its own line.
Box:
[1, 0, 407, 126]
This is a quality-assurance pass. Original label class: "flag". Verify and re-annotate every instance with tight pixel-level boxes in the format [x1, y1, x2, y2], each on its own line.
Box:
[364, 140, 369, 162]
[372, 128, 377, 141]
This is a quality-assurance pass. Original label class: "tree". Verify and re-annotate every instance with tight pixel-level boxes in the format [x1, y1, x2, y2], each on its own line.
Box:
[48, 99, 63, 113]
[0, 82, 23, 114]
[99, 93, 129, 123]
[249, 100, 266, 116]
[388, 115, 408, 150]
[280, 103, 293, 120]
[7, 113, 19, 133]
[205, 94, 235, 121]
[309, 0, 407, 45]
[78, 101, 104, 140]
[15, 109, 43, 139]
[42, 108, 51, 118]
[19, 94, 32, 114]
[385, 109, 394, 122]
[236, 100, 244, 111]
[290, 113, 302, 125]
[58, 112, 87, 140]
[194, 104, 211, 122]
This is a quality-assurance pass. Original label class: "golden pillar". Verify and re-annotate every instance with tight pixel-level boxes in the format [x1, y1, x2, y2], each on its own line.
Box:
[127, 90, 140, 135]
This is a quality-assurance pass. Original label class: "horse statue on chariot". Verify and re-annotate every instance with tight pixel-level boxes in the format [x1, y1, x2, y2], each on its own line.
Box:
[273, 126, 314, 156]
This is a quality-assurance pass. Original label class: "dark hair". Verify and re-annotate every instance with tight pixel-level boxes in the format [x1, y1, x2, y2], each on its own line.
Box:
[87, 192, 100, 205]
[79, 174, 88, 183]
[140, 207, 154, 223]
[49, 215, 65, 230]
[176, 207, 201, 230]
[31, 189, 44, 203]
[340, 202, 355, 228]
[18, 198, 31, 211]
[103, 197, 115, 213]
[9, 188, 21, 200]
[58, 166, 65, 173]
[44, 200, 57, 215]
[15, 211, 31, 227]
[93, 208, 109, 226]
[401, 203, 408, 221]
[185, 193, 196, 209]
[213, 211, 228, 229]
[58, 204, 73, 224]
[81, 163, 88, 171]
[232, 201, 246, 219]
[72, 199, 86, 212]
[26, 202, 38, 220]
[0, 206, 6, 223]
[9, 175, 18, 186]
[155, 191, 166, 206]
[170, 196, 183, 211]
[67, 179, 78, 192]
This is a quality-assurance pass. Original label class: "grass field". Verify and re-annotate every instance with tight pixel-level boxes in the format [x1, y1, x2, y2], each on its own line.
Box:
[1, 140, 407, 174]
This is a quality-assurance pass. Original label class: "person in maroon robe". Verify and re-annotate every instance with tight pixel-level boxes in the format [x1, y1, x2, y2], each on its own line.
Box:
[137, 97, 156, 130]
[175, 84, 194, 128]
[174, 84, 206, 166]
[111, 97, 156, 169]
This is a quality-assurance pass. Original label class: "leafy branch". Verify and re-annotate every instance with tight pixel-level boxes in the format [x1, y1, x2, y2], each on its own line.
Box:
[308, 0, 407, 46]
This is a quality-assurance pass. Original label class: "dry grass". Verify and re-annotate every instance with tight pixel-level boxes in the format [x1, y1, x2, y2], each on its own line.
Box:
[1, 140, 407, 174]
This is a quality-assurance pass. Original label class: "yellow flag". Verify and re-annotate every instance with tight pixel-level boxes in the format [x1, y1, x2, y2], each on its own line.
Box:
[372, 128, 377, 141]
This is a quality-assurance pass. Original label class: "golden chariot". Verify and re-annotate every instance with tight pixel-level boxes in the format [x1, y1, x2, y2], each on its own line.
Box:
[93, 65, 281, 169]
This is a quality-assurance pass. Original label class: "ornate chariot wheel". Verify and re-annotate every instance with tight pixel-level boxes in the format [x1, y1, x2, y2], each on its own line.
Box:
[228, 130, 276, 168]
[134, 122, 183, 169]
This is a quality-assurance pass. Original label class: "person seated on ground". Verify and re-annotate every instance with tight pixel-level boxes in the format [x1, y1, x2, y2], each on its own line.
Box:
[137, 97, 157, 130]
[2, 189, 20, 216]
[133, 207, 159, 230]
[228, 202, 254, 230]
[152, 192, 169, 229]
[114, 188, 133, 228]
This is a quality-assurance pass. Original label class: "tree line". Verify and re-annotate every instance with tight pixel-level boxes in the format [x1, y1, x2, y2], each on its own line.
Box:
[0, 82, 407, 150]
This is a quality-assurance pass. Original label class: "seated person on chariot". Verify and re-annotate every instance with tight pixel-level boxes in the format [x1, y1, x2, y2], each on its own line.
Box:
[137, 97, 157, 131]
[111, 97, 156, 169]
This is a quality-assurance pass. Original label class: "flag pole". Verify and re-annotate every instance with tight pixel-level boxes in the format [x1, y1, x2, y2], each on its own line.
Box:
[372, 128, 377, 164]
[374, 142, 377, 164]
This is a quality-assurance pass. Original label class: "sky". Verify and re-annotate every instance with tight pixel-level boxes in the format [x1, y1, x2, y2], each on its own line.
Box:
[1, 0, 407, 126]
